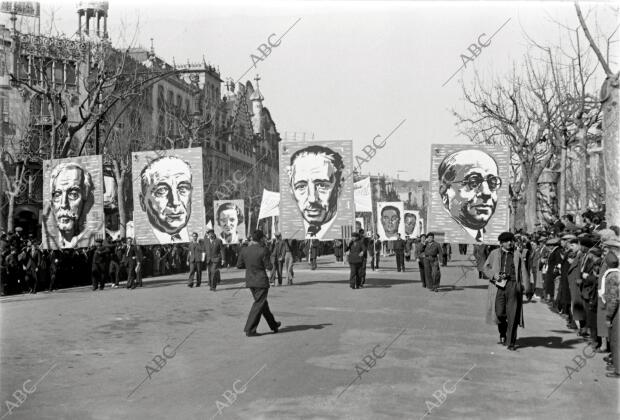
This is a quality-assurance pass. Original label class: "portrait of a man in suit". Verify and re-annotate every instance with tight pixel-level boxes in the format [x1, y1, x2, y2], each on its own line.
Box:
[287, 145, 345, 240]
[49, 162, 95, 248]
[139, 156, 193, 243]
[438, 149, 501, 243]
[380, 205, 401, 240]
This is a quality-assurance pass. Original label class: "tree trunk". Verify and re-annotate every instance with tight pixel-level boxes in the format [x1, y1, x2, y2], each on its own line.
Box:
[578, 132, 588, 223]
[0, 188, 5, 232]
[524, 176, 538, 232]
[7, 193, 15, 232]
[558, 144, 567, 217]
[112, 160, 127, 239]
[602, 75, 620, 227]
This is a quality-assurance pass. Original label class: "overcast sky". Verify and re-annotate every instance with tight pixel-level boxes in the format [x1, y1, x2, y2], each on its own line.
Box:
[3, 1, 618, 180]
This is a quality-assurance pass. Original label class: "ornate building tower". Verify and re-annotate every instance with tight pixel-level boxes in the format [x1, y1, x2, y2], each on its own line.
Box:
[77, 1, 109, 39]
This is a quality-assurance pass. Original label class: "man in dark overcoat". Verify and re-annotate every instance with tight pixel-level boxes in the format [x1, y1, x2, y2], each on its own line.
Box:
[237, 230, 281, 337]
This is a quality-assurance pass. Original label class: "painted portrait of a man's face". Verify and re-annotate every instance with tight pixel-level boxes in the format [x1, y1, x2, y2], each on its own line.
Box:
[381, 206, 400, 235]
[140, 156, 192, 235]
[438, 149, 500, 231]
[288, 145, 344, 229]
[50, 163, 92, 237]
[404, 213, 417, 235]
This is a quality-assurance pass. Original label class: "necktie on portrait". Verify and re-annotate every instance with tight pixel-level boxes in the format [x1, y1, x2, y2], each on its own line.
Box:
[307, 224, 320, 237]
[476, 230, 482, 242]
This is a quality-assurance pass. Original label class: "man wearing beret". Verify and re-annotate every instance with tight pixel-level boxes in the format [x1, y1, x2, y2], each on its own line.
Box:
[484, 232, 528, 350]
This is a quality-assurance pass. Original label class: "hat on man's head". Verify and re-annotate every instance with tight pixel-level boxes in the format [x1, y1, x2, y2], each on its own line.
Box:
[95, 238, 103, 243]
[207, 229, 215, 234]
[561, 234, 578, 241]
[546, 238, 560, 246]
[603, 239, 620, 249]
[498, 232, 514, 243]
[15, 227, 23, 232]
[578, 235, 597, 248]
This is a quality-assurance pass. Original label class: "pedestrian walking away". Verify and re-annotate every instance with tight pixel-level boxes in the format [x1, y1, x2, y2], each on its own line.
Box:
[237, 230, 281, 337]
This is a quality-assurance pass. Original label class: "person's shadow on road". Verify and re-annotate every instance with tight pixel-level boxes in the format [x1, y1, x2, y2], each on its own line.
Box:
[277, 323, 333, 333]
[516, 336, 585, 349]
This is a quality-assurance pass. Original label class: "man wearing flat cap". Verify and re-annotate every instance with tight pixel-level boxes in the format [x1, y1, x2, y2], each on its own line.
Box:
[484, 231, 528, 350]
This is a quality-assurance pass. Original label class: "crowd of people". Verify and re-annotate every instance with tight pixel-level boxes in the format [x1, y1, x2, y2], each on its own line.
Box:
[2, 210, 618, 378]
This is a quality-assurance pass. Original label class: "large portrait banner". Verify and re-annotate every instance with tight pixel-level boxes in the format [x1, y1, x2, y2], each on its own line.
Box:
[42, 155, 104, 249]
[131, 147, 205, 245]
[377, 201, 405, 241]
[403, 210, 421, 237]
[427, 144, 510, 244]
[213, 199, 246, 244]
[278, 140, 354, 240]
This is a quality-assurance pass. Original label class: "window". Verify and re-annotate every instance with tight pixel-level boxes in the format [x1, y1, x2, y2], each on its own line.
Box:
[157, 86, 164, 109]
[65, 62, 76, 86]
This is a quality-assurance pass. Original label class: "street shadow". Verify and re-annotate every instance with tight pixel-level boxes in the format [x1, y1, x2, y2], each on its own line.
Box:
[277, 323, 333, 333]
[462, 285, 492, 290]
[516, 336, 585, 349]
[437, 285, 465, 292]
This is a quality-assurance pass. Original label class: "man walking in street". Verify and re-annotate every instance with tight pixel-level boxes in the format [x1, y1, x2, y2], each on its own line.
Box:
[124, 237, 140, 290]
[237, 230, 281, 337]
[484, 232, 528, 351]
[204, 229, 225, 291]
[91, 238, 109, 291]
[309, 236, 319, 270]
[187, 232, 205, 288]
[346, 232, 367, 289]
[269, 233, 286, 286]
[416, 234, 427, 288]
[423, 233, 443, 292]
[394, 233, 406, 272]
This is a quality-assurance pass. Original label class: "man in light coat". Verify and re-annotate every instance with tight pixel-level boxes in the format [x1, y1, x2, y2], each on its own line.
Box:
[484, 231, 529, 351]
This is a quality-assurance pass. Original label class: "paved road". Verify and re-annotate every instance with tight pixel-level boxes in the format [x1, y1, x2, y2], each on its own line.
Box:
[0, 253, 617, 419]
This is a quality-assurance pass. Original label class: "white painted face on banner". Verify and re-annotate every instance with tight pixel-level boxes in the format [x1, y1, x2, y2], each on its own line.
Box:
[218, 208, 238, 235]
[290, 152, 340, 226]
[140, 157, 192, 234]
[381, 206, 400, 235]
[439, 150, 501, 230]
[404, 213, 417, 235]
[51, 164, 91, 235]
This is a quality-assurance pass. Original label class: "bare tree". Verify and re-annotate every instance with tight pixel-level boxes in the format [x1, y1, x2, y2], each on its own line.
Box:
[575, 3, 620, 226]
[453, 60, 560, 231]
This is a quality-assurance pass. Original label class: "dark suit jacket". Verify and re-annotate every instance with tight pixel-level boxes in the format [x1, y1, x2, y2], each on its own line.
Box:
[187, 241, 204, 263]
[123, 245, 140, 266]
[204, 237, 225, 264]
[236, 243, 272, 288]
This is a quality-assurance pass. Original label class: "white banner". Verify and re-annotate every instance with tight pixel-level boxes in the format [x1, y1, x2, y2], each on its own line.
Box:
[354, 177, 373, 212]
[258, 189, 280, 220]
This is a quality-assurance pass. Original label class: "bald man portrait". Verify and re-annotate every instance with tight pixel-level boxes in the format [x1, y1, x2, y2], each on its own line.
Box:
[49, 162, 96, 248]
[139, 156, 193, 243]
[438, 149, 501, 243]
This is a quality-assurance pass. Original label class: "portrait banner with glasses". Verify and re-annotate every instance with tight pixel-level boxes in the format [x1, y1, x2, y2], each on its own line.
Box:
[427, 144, 510, 244]
[213, 199, 246, 244]
[131, 147, 205, 245]
[42, 155, 105, 249]
[279, 140, 354, 240]
[376, 201, 405, 241]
